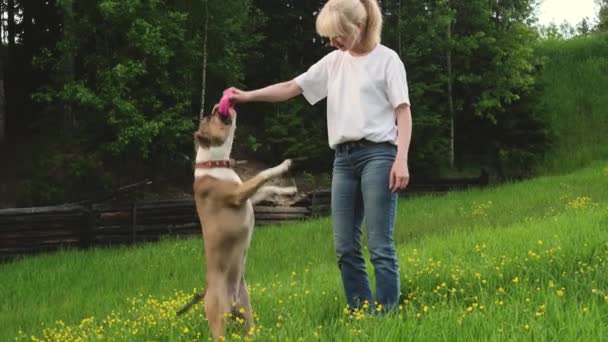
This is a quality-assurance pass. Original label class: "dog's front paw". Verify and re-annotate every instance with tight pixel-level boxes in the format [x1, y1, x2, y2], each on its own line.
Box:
[279, 186, 298, 196]
[279, 159, 292, 172]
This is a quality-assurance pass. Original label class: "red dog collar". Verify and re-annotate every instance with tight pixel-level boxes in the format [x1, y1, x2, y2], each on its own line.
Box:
[195, 159, 237, 169]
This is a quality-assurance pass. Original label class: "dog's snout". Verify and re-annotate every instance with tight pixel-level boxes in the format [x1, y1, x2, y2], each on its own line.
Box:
[219, 114, 232, 125]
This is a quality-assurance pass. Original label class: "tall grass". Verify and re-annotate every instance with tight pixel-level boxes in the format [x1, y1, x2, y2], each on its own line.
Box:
[535, 33, 608, 174]
[1, 162, 607, 341]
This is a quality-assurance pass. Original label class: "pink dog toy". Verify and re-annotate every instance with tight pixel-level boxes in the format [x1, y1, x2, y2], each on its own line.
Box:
[218, 88, 236, 116]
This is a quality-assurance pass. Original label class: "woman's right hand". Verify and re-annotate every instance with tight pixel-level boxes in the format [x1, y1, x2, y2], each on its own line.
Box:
[226, 87, 252, 103]
[227, 81, 301, 103]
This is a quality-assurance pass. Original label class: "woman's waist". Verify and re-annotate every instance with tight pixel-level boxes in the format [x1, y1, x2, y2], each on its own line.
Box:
[334, 138, 396, 152]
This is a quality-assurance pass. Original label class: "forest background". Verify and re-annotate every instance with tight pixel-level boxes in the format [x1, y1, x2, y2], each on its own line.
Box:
[0, 0, 606, 207]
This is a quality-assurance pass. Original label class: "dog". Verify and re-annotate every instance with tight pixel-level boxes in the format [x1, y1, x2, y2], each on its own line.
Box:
[180, 104, 296, 341]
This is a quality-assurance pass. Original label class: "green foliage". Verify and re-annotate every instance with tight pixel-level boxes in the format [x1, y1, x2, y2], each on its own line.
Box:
[245, 134, 261, 153]
[491, 108, 552, 180]
[450, 1, 537, 122]
[237, 0, 331, 169]
[18, 152, 111, 206]
[36, 1, 198, 158]
[381, 0, 545, 177]
[3, 0, 604, 205]
[382, 0, 453, 176]
[447, 0, 549, 178]
[13, 130, 113, 206]
[262, 99, 333, 169]
[534, 33, 608, 173]
[540, 21, 577, 39]
[23, 0, 263, 203]
[576, 18, 593, 35]
[596, 0, 608, 32]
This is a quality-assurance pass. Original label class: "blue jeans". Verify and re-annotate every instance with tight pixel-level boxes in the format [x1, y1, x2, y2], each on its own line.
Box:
[331, 141, 400, 311]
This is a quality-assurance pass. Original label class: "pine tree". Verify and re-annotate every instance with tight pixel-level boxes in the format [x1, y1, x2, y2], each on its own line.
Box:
[596, 0, 608, 31]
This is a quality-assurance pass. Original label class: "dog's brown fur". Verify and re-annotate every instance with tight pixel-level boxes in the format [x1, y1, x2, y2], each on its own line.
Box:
[184, 105, 294, 341]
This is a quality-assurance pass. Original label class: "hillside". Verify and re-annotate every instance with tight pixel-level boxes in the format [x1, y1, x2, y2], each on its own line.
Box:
[535, 32, 608, 173]
[0, 162, 606, 341]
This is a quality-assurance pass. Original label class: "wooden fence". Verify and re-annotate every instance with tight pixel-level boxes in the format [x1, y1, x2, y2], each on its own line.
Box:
[0, 174, 487, 262]
[0, 192, 331, 262]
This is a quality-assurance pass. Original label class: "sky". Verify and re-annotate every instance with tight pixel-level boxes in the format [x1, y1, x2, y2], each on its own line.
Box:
[536, 0, 598, 26]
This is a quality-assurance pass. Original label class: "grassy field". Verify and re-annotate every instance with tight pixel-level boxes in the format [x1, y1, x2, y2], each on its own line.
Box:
[535, 33, 608, 174]
[1, 161, 607, 341]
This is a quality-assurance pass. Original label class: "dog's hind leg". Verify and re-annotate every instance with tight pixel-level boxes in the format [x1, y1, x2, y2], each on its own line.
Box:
[204, 287, 230, 342]
[235, 277, 254, 331]
[227, 159, 292, 206]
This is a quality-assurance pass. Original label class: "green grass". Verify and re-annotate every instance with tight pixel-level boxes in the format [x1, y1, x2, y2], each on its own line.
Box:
[535, 33, 608, 174]
[1, 161, 607, 341]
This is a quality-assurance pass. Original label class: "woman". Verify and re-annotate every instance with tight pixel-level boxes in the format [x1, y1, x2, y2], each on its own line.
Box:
[229, 0, 412, 312]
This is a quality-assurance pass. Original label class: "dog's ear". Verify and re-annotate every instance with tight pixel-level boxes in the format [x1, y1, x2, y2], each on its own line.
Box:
[194, 130, 210, 147]
[193, 120, 211, 147]
[211, 104, 220, 116]
[200, 104, 220, 118]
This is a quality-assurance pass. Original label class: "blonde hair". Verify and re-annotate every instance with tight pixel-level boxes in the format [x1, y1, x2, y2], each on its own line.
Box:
[316, 0, 383, 51]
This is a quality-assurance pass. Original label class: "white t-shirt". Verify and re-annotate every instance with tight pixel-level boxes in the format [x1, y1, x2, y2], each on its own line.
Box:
[294, 44, 410, 149]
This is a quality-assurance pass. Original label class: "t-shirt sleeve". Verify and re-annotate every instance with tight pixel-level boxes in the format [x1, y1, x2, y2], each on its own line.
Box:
[294, 54, 330, 105]
[386, 55, 411, 109]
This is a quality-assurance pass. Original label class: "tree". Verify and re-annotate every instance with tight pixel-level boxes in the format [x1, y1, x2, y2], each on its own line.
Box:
[199, 0, 209, 120]
[447, 0, 541, 170]
[6, 0, 15, 57]
[596, 0, 608, 31]
[576, 17, 591, 35]
[0, 0, 553, 204]
[0, 50, 5, 144]
[538, 22, 565, 39]
[378, 0, 453, 175]
[25, 0, 264, 203]
[2, 0, 16, 144]
[559, 20, 576, 38]
[59, 0, 75, 126]
[384, 0, 544, 175]
[243, 0, 333, 169]
[446, 6, 455, 168]
[0, 0, 62, 140]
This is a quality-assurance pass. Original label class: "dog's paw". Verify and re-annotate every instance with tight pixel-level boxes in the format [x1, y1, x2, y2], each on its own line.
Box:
[279, 159, 292, 172]
[278, 186, 298, 196]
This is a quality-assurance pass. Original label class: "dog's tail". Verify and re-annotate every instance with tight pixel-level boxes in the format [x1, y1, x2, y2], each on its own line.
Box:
[176, 289, 206, 316]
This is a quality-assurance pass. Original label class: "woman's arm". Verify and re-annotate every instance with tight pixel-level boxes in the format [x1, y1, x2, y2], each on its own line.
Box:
[395, 104, 412, 163]
[389, 103, 412, 193]
[230, 80, 303, 103]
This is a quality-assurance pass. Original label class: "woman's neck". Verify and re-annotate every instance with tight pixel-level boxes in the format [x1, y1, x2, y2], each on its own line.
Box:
[349, 42, 377, 57]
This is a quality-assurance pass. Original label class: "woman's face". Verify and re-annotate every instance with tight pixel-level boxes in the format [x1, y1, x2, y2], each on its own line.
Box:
[329, 32, 358, 51]
[328, 23, 363, 52]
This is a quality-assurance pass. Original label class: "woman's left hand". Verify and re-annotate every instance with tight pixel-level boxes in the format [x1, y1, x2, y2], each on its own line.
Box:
[389, 159, 410, 193]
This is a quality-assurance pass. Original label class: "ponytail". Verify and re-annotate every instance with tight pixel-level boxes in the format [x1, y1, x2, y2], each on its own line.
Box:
[359, 0, 383, 51]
